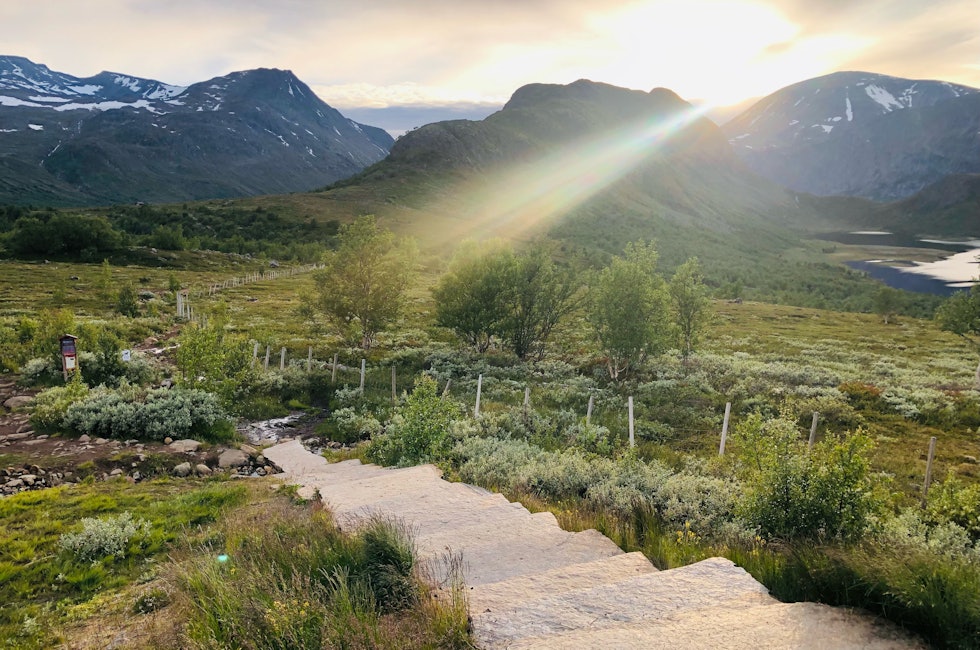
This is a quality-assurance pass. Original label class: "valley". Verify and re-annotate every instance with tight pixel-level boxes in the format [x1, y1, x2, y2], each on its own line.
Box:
[1, 59, 979, 649]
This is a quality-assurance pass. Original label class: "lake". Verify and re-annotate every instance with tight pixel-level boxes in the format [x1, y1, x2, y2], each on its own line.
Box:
[818, 232, 979, 296]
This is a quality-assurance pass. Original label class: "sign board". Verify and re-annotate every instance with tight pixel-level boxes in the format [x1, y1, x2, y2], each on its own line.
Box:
[59, 334, 79, 380]
[121, 349, 131, 363]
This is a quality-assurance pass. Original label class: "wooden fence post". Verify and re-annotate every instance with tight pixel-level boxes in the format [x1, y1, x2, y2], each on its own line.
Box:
[923, 436, 938, 500]
[359, 359, 366, 392]
[264, 346, 270, 372]
[442, 378, 452, 397]
[628, 396, 635, 448]
[808, 412, 820, 451]
[252, 342, 259, 366]
[391, 366, 397, 404]
[331, 353, 338, 384]
[586, 394, 594, 426]
[719, 402, 731, 456]
[279, 347, 286, 371]
[475, 374, 483, 418]
[307, 346, 312, 372]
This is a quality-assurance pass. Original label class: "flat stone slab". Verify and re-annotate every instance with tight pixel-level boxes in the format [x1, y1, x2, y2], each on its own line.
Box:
[507, 601, 926, 649]
[472, 558, 774, 646]
[470, 552, 657, 614]
[168, 439, 201, 453]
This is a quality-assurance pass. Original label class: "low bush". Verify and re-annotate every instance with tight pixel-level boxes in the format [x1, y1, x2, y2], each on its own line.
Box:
[59, 386, 232, 442]
[58, 511, 151, 562]
[368, 375, 461, 466]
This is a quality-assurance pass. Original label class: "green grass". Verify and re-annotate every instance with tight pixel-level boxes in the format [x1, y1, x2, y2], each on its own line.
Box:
[0, 477, 248, 648]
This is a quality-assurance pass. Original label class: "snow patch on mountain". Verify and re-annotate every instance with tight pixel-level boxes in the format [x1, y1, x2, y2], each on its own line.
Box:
[845, 96, 853, 121]
[864, 84, 904, 111]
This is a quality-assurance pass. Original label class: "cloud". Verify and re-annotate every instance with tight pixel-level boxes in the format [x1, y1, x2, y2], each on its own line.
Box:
[0, 0, 977, 111]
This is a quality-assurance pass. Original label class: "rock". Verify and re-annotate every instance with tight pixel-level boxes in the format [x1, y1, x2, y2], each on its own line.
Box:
[195, 464, 212, 476]
[256, 455, 266, 465]
[35, 434, 47, 440]
[5, 478, 23, 488]
[5, 432, 31, 441]
[110, 469, 123, 477]
[15, 423, 32, 434]
[240, 444, 258, 456]
[963, 455, 978, 465]
[94, 437, 109, 445]
[169, 439, 202, 453]
[164, 437, 174, 445]
[132, 471, 141, 481]
[256, 467, 267, 476]
[173, 462, 192, 477]
[78, 434, 91, 443]
[20, 474, 36, 485]
[125, 439, 139, 445]
[3, 396, 33, 409]
[218, 449, 248, 468]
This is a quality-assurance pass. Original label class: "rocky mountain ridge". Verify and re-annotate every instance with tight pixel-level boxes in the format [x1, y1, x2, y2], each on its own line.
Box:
[724, 71, 980, 201]
[0, 56, 393, 205]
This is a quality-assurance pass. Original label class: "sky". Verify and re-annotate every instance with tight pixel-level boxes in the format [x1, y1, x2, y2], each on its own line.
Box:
[2, 0, 978, 133]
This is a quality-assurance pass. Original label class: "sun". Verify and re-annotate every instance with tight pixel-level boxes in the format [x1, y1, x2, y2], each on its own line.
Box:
[585, 1, 869, 107]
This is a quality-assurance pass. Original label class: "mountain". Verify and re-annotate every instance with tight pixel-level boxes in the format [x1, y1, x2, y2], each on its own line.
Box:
[724, 71, 980, 201]
[318, 79, 853, 277]
[0, 56, 393, 205]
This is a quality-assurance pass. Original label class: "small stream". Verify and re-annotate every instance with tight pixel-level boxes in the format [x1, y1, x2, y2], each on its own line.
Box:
[239, 412, 307, 445]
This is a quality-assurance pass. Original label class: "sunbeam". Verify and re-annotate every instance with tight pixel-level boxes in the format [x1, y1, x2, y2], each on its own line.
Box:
[420, 100, 712, 248]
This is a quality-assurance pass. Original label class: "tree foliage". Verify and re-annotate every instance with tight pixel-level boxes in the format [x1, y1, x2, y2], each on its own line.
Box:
[500, 244, 581, 360]
[936, 284, 980, 388]
[433, 242, 580, 359]
[314, 216, 417, 349]
[874, 286, 903, 324]
[669, 256, 711, 356]
[587, 241, 670, 380]
[433, 241, 513, 352]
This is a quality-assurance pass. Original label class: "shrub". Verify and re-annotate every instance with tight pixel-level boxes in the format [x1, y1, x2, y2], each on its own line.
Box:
[30, 374, 90, 431]
[368, 375, 460, 466]
[331, 407, 383, 444]
[735, 413, 880, 541]
[59, 512, 151, 562]
[61, 387, 229, 441]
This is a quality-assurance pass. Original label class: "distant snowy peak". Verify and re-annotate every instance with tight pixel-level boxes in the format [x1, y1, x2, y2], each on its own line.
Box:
[724, 71, 978, 150]
[0, 55, 186, 110]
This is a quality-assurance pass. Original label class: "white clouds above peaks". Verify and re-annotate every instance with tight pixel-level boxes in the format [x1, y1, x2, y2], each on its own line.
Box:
[1, 0, 977, 115]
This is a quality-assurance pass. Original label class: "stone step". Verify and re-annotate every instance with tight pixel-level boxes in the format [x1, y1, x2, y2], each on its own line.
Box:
[471, 557, 774, 647]
[306, 463, 445, 511]
[449, 526, 624, 588]
[503, 601, 924, 650]
[469, 552, 657, 615]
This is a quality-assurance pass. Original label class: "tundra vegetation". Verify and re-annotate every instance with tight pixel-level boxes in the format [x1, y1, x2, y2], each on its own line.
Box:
[1, 214, 979, 648]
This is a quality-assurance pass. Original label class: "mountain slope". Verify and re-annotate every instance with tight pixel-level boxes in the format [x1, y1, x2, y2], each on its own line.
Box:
[0, 56, 393, 205]
[724, 71, 980, 201]
[314, 78, 879, 299]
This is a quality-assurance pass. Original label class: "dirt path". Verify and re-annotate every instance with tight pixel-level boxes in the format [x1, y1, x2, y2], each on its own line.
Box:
[265, 440, 924, 649]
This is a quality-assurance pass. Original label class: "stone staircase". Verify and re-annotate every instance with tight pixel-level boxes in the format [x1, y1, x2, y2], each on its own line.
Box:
[264, 440, 922, 649]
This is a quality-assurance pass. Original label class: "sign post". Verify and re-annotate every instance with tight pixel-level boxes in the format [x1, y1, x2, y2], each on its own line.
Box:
[59, 334, 79, 382]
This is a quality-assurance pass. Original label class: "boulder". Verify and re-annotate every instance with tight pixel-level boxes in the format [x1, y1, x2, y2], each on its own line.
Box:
[78, 434, 91, 443]
[3, 396, 32, 409]
[173, 462, 192, 477]
[20, 474, 36, 485]
[195, 464, 212, 476]
[3, 395, 34, 411]
[169, 439, 202, 453]
[240, 444, 258, 457]
[218, 449, 248, 468]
